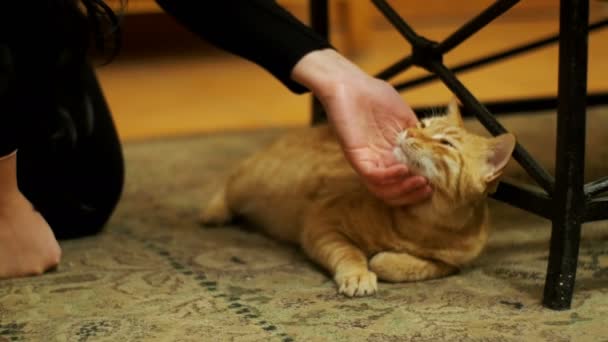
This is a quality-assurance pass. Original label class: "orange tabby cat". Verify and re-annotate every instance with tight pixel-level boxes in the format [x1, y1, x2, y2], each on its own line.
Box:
[200, 99, 516, 297]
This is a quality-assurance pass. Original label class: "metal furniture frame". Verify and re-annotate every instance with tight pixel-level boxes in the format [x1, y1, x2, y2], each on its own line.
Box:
[309, 0, 608, 310]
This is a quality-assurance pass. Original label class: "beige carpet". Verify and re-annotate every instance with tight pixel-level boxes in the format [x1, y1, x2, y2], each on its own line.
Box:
[1, 108, 608, 342]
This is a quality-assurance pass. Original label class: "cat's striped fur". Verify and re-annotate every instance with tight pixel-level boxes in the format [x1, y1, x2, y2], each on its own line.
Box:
[200, 99, 516, 297]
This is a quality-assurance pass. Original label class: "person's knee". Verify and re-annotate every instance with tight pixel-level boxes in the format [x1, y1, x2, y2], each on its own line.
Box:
[47, 161, 124, 240]
[49, 197, 120, 240]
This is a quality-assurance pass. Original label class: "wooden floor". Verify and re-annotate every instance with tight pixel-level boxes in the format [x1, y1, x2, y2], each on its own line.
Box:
[94, 6, 608, 142]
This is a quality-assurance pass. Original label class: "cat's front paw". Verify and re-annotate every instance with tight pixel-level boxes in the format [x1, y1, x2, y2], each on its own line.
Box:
[335, 270, 378, 297]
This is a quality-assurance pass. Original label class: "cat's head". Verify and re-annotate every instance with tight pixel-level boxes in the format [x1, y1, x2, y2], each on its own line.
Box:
[393, 99, 516, 203]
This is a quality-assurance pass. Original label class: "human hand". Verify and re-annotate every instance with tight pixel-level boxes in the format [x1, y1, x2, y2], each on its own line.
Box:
[291, 49, 432, 206]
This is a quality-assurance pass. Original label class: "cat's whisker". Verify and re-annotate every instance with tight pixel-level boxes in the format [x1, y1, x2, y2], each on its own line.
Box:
[387, 125, 404, 145]
[432, 106, 443, 118]
[396, 131, 408, 145]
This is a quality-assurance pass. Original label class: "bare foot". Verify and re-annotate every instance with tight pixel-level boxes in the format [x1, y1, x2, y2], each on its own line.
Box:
[0, 191, 62, 279]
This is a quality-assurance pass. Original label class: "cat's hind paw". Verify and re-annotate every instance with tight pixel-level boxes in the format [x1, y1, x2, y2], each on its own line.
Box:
[335, 270, 378, 297]
[199, 187, 233, 227]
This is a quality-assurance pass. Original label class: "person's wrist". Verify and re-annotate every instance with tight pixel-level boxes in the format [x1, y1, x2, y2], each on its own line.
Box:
[291, 48, 367, 99]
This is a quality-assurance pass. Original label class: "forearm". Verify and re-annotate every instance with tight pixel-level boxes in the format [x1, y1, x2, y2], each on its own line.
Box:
[155, 0, 332, 93]
[290, 48, 369, 99]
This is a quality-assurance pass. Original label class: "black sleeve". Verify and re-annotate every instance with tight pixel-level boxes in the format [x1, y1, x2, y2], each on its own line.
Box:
[155, 0, 334, 94]
[0, 45, 18, 156]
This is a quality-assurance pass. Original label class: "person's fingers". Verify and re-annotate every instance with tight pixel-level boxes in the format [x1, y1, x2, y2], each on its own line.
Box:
[357, 158, 434, 207]
[367, 175, 427, 201]
[399, 105, 419, 128]
[383, 185, 433, 207]
[359, 163, 410, 186]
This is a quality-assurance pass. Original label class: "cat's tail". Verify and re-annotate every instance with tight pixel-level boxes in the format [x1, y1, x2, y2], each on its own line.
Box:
[199, 185, 234, 227]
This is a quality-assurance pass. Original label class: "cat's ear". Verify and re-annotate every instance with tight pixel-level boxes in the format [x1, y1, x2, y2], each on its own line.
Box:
[446, 97, 464, 127]
[484, 133, 516, 193]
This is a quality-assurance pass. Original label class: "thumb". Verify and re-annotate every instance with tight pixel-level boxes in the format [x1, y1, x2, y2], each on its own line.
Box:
[401, 105, 419, 128]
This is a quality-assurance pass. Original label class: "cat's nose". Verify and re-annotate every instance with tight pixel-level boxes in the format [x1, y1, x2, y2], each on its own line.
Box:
[399, 129, 423, 144]
[406, 129, 418, 138]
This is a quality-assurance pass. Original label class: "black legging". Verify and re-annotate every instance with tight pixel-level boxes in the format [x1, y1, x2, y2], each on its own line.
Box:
[0, 2, 125, 240]
[16, 63, 124, 240]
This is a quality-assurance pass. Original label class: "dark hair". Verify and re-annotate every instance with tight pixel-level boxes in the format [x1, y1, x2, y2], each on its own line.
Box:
[80, 0, 126, 64]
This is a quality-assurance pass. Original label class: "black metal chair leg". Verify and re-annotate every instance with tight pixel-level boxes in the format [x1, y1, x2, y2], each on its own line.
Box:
[542, 0, 589, 311]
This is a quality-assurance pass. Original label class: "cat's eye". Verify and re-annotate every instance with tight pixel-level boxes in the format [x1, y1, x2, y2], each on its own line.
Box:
[439, 139, 454, 148]
[419, 121, 426, 129]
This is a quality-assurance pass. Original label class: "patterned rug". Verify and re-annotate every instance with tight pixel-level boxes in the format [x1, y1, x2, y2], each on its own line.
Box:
[1, 107, 608, 342]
